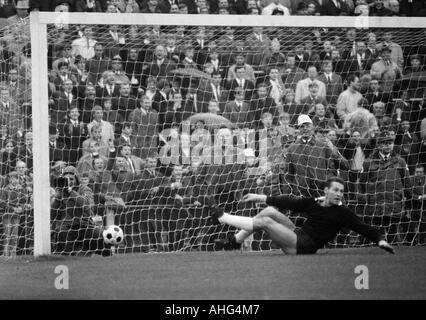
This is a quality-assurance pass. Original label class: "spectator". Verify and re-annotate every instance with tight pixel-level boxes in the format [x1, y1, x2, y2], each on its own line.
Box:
[223, 87, 252, 128]
[0, 170, 31, 256]
[405, 54, 424, 74]
[276, 111, 298, 149]
[17, 131, 33, 172]
[364, 79, 391, 113]
[49, 124, 67, 165]
[395, 117, 420, 174]
[180, 45, 199, 70]
[342, 99, 378, 143]
[118, 144, 144, 176]
[294, 65, 326, 104]
[0, 139, 17, 178]
[387, 0, 401, 15]
[53, 61, 78, 92]
[312, 103, 337, 131]
[198, 72, 228, 112]
[359, 130, 412, 244]
[245, 26, 276, 69]
[318, 60, 344, 105]
[52, 43, 76, 73]
[140, 0, 163, 12]
[145, 45, 177, 79]
[336, 74, 363, 121]
[0, 85, 23, 139]
[206, 43, 227, 79]
[261, 0, 290, 14]
[227, 65, 255, 101]
[76, 140, 108, 175]
[322, 0, 352, 15]
[86, 43, 111, 83]
[96, 70, 121, 98]
[128, 95, 158, 159]
[82, 124, 111, 157]
[408, 165, 426, 244]
[251, 82, 279, 128]
[61, 106, 88, 165]
[50, 79, 78, 124]
[283, 114, 337, 198]
[75, 0, 104, 12]
[112, 82, 137, 121]
[382, 31, 404, 69]
[71, 25, 97, 60]
[261, 38, 286, 73]
[113, 121, 136, 152]
[87, 105, 115, 146]
[78, 84, 101, 124]
[300, 82, 328, 114]
[15, 159, 32, 193]
[71, 55, 94, 98]
[227, 53, 256, 84]
[50, 165, 110, 256]
[282, 52, 307, 90]
[400, 0, 426, 17]
[266, 67, 285, 105]
[369, 0, 393, 16]
[110, 55, 130, 86]
[122, 48, 145, 95]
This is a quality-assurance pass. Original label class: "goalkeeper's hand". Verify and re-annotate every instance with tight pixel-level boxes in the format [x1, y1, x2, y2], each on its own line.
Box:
[378, 240, 395, 254]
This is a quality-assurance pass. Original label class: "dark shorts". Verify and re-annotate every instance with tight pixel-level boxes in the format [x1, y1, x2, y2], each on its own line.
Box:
[295, 229, 318, 255]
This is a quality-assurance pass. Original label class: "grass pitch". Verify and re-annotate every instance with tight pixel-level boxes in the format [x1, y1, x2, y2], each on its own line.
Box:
[1, 246, 425, 300]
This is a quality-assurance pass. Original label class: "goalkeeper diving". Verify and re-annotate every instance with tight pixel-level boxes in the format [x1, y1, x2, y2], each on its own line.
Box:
[210, 176, 395, 254]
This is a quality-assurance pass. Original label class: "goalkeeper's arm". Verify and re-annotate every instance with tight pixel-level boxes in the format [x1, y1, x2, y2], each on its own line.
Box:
[243, 194, 318, 212]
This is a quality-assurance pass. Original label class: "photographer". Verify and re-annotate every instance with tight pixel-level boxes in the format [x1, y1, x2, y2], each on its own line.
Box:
[51, 166, 111, 256]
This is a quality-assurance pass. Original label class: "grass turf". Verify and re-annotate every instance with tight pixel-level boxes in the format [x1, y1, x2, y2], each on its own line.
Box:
[1, 246, 425, 300]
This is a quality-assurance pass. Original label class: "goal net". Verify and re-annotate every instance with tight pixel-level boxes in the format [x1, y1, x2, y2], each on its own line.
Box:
[2, 13, 426, 257]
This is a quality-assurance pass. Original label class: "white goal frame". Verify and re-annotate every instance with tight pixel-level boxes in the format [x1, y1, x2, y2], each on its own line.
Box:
[30, 12, 426, 256]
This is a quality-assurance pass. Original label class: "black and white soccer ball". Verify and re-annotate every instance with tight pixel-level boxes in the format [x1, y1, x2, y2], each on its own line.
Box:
[103, 225, 124, 246]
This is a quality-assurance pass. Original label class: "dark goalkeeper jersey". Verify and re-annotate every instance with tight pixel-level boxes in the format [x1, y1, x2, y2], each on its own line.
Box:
[266, 195, 385, 250]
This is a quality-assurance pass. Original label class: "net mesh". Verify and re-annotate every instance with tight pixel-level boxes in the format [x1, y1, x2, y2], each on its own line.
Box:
[2, 17, 426, 256]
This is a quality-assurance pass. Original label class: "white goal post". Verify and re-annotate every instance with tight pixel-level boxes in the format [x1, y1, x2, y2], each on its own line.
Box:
[30, 12, 426, 256]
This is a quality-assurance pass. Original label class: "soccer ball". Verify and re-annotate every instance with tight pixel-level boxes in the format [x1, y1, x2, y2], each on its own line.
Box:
[103, 225, 124, 246]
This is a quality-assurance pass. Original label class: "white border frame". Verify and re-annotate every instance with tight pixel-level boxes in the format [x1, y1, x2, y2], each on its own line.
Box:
[30, 12, 426, 256]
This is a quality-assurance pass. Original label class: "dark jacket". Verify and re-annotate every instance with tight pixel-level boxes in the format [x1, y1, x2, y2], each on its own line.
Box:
[359, 150, 412, 216]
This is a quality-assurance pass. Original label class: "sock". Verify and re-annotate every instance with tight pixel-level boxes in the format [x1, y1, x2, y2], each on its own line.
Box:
[235, 230, 253, 244]
[218, 213, 254, 232]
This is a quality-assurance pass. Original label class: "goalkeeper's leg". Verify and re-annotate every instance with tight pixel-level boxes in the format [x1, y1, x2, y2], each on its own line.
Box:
[234, 206, 296, 244]
[212, 206, 297, 254]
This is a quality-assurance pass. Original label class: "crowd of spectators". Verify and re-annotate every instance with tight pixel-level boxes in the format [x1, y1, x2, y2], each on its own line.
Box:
[1, 0, 426, 19]
[0, 0, 426, 255]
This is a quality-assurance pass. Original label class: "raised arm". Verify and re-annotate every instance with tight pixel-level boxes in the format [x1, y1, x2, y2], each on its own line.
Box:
[243, 193, 316, 213]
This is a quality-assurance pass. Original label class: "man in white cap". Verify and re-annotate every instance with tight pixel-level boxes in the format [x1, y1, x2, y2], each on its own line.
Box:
[283, 114, 338, 198]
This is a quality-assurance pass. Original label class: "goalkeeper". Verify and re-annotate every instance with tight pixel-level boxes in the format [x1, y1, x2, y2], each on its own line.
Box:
[210, 176, 395, 254]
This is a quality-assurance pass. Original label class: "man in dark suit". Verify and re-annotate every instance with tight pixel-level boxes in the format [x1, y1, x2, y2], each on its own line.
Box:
[227, 65, 255, 101]
[112, 83, 138, 121]
[250, 83, 279, 129]
[152, 78, 171, 127]
[317, 60, 344, 105]
[60, 106, 89, 165]
[50, 79, 78, 125]
[48, 124, 68, 165]
[17, 130, 33, 172]
[198, 72, 229, 112]
[96, 70, 121, 99]
[206, 43, 227, 79]
[364, 79, 392, 113]
[145, 45, 177, 79]
[322, 0, 351, 16]
[86, 43, 111, 82]
[223, 88, 252, 129]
